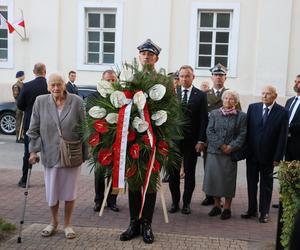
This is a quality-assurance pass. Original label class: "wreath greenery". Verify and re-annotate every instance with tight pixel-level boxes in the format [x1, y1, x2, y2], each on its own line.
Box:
[277, 161, 300, 249]
[84, 63, 183, 191]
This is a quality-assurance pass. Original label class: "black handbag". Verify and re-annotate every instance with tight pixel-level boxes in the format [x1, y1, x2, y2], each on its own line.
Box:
[230, 113, 248, 162]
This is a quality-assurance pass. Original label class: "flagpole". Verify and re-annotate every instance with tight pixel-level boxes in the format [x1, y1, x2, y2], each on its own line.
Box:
[21, 9, 27, 39]
[0, 13, 23, 39]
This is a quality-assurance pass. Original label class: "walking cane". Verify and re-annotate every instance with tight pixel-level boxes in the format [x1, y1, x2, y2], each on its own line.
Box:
[17, 163, 33, 243]
[18, 113, 24, 141]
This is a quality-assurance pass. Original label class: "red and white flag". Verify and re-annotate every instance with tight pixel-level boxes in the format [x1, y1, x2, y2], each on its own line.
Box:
[0, 14, 15, 33]
[13, 18, 25, 28]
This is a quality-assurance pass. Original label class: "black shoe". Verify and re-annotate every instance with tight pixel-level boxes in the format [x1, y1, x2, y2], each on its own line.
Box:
[272, 204, 279, 208]
[240, 211, 257, 219]
[141, 219, 154, 244]
[221, 209, 231, 220]
[18, 180, 26, 188]
[93, 203, 101, 212]
[208, 206, 222, 216]
[181, 204, 191, 215]
[201, 197, 214, 206]
[120, 220, 141, 241]
[168, 203, 180, 213]
[259, 214, 269, 223]
[108, 203, 119, 212]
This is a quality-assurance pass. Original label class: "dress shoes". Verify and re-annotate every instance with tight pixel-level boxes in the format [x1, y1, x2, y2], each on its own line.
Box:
[208, 206, 222, 216]
[259, 214, 269, 223]
[108, 203, 119, 212]
[220, 209, 231, 220]
[240, 211, 258, 219]
[18, 180, 27, 188]
[181, 204, 191, 215]
[272, 204, 279, 209]
[120, 220, 141, 241]
[168, 204, 180, 213]
[201, 197, 214, 206]
[141, 219, 154, 244]
[93, 203, 101, 212]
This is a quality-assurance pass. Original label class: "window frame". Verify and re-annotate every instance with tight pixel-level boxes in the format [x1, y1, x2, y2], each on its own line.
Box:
[0, 0, 14, 69]
[189, 3, 240, 77]
[77, 1, 123, 71]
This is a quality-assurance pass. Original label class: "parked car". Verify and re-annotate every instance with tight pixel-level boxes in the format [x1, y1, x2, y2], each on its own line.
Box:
[0, 85, 97, 135]
[0, 101, 17, 135]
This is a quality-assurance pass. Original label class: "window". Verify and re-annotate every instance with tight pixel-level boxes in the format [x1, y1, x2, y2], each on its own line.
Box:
[197, 11, 231, 68]
[0, 8, 8, 61]
[189, 3, 240, 77]
[77, 2, 123, 71]
[86, 9, 116, 64]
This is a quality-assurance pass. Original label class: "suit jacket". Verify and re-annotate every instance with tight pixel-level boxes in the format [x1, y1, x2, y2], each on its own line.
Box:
[66, 81, 78, 94]
[27, 93, 85, 168]
[177, 86, 208, 145]
[206, 87, 242, 112]
[17, 76, 48, 131]
[246, 102, 288, 164]
[206, 110, 247, 154]
[285, 96, 300, 160]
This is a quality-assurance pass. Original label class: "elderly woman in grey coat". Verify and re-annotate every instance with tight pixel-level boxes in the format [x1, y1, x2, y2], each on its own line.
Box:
[27, 73, 85, 239]
[203, 90, 247, 220]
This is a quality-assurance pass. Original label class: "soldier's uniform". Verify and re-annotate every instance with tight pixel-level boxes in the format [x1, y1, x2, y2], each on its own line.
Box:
[12, 71, 25, 142]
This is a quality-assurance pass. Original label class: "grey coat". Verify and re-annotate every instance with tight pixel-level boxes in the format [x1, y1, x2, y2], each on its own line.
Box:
[206, 109, 247, 154]
[27, 92, 85, 168]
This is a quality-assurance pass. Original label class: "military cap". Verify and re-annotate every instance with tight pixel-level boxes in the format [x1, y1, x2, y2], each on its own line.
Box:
[16, 71, 24, 78]
[210, 63, 227, 75]
[137, 39, 161, 55]
[168, 71, 179, 79]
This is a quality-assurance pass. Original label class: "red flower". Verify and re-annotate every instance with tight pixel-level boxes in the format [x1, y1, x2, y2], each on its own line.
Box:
[152, 159, 161, 174]
[93, 120, 109, 133]
[158, 140, 169, 156]
[127, 129, 137, 142]
[142, 134, 151, 146]
[88, 132, 100, 147]
[130, 143, 140, 159]
[126, 164, 137, 178]
[98, 149, 113, 166]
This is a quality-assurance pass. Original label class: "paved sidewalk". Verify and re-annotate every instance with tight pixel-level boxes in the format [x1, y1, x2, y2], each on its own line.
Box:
[0, 134, 279, 249]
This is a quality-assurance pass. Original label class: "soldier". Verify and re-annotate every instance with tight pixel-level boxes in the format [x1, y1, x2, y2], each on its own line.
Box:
[12, 71, 25, 143]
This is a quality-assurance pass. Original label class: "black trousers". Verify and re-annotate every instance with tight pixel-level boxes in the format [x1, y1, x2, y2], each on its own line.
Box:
[246, 159, 274, 215]
[169, 141, 198, 205]
[94, 171, 117, 205]
[21, 134, 30, 183]
[128, 190, 156, 223]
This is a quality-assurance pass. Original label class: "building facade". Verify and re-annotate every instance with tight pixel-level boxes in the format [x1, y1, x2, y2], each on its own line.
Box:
[0, 0, 299, 108]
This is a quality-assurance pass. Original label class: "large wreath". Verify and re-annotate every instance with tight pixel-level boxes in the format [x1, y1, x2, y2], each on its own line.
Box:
[84, 62, 183, 195]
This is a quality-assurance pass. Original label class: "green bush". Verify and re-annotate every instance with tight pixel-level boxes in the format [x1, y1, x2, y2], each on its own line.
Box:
[0, 218, 16, 232]
[277, 161, 300, 250]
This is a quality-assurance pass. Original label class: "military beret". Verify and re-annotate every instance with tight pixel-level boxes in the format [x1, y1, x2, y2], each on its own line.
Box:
[16, 71, 24, 78]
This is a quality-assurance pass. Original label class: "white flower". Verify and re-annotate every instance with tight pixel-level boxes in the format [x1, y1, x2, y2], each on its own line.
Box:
[133, 91, 147, 110]
[149, 84, 166, 101]
[110, 91, 128, 108]
[151, 110, 168, 126]
[132, 117, 149, 133]
[97, 80, 114, 98]
[119, 68, 134, 83]
[88, 106, 107, 119]
[105, 113, 119, 124]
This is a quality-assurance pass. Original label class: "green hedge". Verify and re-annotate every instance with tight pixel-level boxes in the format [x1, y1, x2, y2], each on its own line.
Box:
[277, 161, 300, 250]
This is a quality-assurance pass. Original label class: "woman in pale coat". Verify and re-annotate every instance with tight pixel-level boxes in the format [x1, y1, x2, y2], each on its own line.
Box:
[27, 73, 85, 239]
[203, 90, 247, 219]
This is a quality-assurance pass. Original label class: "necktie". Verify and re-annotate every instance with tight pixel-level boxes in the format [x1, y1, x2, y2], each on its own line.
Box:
[288, 97, 298, 118]
[262, 107, 269, 127]
[216, 90, 221, 97]
[182, 89, 188, 105]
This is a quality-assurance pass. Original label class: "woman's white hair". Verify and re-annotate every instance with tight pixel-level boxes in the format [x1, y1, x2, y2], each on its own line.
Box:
[221, 89, 240, 104]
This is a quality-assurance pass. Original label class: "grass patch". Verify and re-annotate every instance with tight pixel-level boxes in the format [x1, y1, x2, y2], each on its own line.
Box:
[0, 218, 16, 242]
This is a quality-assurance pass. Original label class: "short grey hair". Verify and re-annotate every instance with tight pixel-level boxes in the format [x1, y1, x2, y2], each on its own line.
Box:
[221, 89, 240, 104]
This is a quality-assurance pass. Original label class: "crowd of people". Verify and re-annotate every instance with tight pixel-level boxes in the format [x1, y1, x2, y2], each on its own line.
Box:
[12, 39, 300, 245]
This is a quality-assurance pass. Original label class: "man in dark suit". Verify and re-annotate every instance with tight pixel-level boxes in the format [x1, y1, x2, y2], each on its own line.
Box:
[168, 65, 208, 214]
[17, 63, 48, 187]
[93, 70, 119, 213]
[241, 85, 288, 223]
[66, 70, 78, 94]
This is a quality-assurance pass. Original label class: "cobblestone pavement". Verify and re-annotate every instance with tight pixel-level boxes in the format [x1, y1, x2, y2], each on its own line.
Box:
[0, 134, 278, 249]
